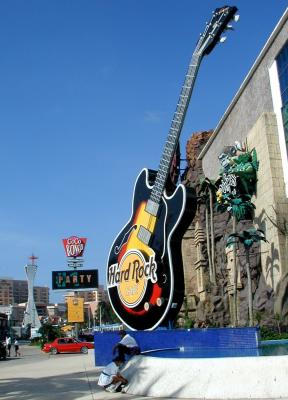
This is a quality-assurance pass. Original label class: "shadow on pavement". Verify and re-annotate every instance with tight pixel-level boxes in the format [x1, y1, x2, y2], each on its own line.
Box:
[0, 369, 97, 400]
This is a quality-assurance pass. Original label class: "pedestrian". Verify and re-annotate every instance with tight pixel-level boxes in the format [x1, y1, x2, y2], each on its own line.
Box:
[113, 330, 140, 360]
[97, 356, 128, 393]
[5, 336, 11, 357]
[14, 339, 20, 357]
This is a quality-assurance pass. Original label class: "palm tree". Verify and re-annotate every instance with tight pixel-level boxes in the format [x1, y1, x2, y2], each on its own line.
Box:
[216, 193, 255, 222]
[199, 178, 217, 283]
[216, 193, 256, 326]
[95, 301, 120, 326]
[231, 216, 238, 326]
[227, 228, 268, 326]
[228, 196, 255, 327]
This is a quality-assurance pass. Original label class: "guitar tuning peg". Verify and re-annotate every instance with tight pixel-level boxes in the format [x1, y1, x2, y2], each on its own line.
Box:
[226, 24, 234, 31]
[219, 36, 227, 43]
[233, 14, 240, 22]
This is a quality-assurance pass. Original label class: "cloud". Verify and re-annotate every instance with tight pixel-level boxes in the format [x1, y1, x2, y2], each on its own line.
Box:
[144, 110, 165, 123]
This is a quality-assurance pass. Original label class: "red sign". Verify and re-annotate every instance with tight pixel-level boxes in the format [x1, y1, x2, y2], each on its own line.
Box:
[62, 236, 87, 258]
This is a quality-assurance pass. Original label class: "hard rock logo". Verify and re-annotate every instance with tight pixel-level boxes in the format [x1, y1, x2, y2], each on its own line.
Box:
[108, 249, 158, 308]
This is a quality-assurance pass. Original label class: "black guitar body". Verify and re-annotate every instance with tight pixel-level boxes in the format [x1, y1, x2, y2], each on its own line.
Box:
[107, 168, 196, 330]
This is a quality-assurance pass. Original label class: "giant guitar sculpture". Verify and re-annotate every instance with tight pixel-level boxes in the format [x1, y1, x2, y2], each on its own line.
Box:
[107, 6, 238, 330]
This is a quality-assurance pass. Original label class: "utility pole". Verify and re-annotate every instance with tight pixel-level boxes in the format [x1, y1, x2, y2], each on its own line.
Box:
[99, 303, 102, 331]
[56, 236, 98, 337]
[62, 236, 87, 339]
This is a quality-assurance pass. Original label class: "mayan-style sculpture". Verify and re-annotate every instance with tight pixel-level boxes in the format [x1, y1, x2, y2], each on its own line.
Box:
[216, 141, 259, 220]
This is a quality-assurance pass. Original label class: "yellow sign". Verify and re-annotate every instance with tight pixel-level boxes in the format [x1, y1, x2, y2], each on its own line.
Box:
[61, 324, 73, 332]
[67, 297, 84, 323]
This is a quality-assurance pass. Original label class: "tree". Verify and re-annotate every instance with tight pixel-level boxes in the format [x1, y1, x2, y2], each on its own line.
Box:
[215, 144, 259, 327]
[95, 301, 120, 326]
[38, 322, 61, 348]
[274, 313, 283, 335]
[216, 193, 255, 222]
[227, 228, 268, 326]
[216, 193, 256, 326]
[199, 177, 217, 283]
[182, 296, 194, 328]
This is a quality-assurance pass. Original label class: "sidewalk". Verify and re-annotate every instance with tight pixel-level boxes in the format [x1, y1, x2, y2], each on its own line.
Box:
[0, 345, 173, 400]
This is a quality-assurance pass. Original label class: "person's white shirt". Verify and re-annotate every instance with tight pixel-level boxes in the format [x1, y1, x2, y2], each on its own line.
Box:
[6, 337, 11, 345]
[119, 334, 138, 348]
[98, 361, 119, 387]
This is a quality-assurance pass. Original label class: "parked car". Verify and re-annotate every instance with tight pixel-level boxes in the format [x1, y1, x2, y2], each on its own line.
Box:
[0, 341, 6, 360]
[42, 337, 94, 355]
[78, 333, 94, 343]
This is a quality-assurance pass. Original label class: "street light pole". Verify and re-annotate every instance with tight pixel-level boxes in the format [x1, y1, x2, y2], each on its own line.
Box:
[74, 290, 79, 339]
[7, 304, 12, 339]
[88, 305, 91, 330]
[99, 303, 102, 330]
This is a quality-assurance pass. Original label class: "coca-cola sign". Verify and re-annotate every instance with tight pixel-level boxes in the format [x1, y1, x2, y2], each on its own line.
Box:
[62, 236, 87, 258]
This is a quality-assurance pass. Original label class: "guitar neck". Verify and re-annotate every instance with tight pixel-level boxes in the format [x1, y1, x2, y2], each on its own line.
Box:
[145, 5, 238, 216]
[147, 50, 202, 215]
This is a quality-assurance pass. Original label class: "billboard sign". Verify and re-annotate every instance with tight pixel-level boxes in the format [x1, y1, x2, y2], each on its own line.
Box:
[52, 269, 98, 290]
[62, 236, 87, 258]
[67, 297, 84, 323]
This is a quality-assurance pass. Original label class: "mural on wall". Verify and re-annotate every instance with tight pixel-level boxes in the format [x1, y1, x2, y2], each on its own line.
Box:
[106, 6, 239, 330]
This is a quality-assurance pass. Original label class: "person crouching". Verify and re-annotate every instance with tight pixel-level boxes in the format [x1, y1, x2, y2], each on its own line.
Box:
[98, 356, 128, 393]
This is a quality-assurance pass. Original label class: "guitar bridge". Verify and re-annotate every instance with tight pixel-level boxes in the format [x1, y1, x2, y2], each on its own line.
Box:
[137, 226, 152, 245]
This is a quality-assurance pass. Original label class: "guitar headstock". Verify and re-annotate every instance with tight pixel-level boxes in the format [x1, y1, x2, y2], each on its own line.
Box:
[196, 5, 239, 56]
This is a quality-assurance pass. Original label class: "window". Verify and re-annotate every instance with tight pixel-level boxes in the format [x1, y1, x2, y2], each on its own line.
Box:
[276, 40, 288, 150]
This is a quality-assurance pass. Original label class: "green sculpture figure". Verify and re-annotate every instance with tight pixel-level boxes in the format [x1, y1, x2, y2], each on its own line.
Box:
[216, 141, 258, 220]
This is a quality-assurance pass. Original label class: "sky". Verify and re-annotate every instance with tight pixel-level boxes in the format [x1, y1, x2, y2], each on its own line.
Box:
[0, 1, 287, 303]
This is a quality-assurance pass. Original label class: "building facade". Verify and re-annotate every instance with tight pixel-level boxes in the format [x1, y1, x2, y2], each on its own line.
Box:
[181, 9, 288, 326]
[0, 278, 49, 306]
[64, 284, 108, 304]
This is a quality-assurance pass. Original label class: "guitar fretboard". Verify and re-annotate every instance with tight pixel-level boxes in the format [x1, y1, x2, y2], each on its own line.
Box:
[148, 51, 202, 214]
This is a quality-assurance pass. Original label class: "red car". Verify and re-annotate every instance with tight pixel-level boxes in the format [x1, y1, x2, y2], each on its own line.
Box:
[42, 337, 94, 355]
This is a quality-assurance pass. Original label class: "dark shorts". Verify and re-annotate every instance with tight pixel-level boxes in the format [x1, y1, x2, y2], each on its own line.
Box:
[128, 346, 140, 355]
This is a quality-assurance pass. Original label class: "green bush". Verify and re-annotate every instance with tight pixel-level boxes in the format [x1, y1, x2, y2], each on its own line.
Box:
[260, 326, 288, 340]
